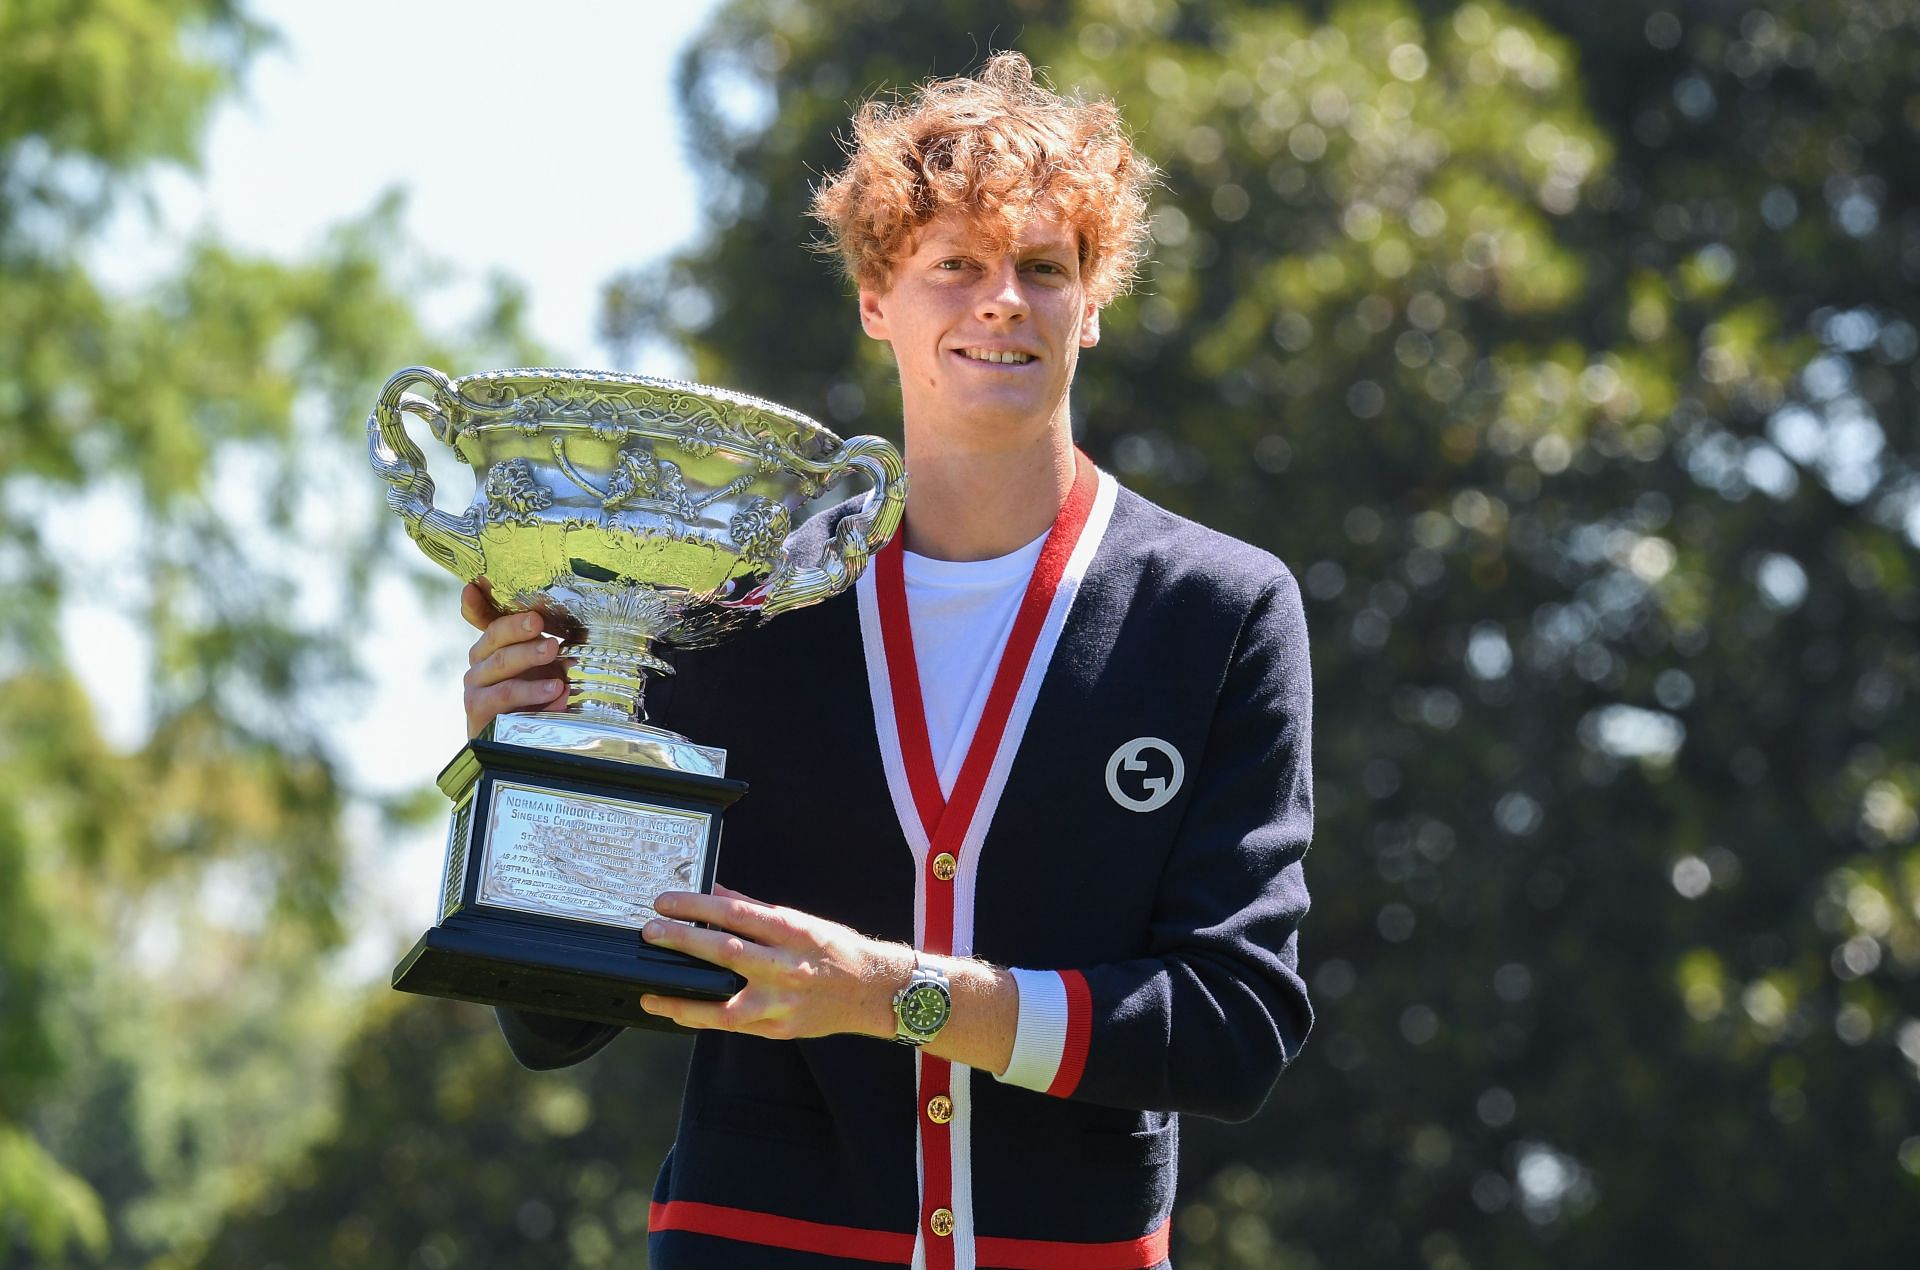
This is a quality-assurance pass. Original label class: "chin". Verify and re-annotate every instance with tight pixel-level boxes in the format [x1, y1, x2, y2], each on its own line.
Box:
[905, 378, 1067, 440]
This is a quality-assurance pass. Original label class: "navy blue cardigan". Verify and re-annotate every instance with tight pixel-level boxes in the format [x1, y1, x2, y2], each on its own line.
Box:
[498, 473, 1314, 1269]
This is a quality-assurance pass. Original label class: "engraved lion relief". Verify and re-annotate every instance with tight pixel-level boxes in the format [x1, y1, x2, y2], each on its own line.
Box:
[728, 496, 792, 567]
[602, 442, 695, 518]
[484, 458, 553, 522]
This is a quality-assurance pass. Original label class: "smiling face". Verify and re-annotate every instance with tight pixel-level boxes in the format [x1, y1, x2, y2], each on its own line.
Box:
[857, 209, 1101, 449]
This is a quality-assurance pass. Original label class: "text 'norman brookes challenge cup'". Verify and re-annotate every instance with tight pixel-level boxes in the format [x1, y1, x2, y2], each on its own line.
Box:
[369, 365, 906, 1027]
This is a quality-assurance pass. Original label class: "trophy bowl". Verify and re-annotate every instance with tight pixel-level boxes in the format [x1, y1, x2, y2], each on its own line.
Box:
[368, 365, 906, 1027]
[370, 364, 906, 721]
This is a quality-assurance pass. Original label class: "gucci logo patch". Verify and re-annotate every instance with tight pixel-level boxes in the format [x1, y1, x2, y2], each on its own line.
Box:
[1104, 737, 1185, 813]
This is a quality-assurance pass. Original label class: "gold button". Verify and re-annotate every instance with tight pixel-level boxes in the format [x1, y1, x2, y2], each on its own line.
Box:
[932, 852, 957, 882]
[929, 1207, 955, 1237]
[926, 1095, 953, 1124]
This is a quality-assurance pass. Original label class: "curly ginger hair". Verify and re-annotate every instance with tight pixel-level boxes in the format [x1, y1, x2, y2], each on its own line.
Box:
[810, 52, 1156, 308]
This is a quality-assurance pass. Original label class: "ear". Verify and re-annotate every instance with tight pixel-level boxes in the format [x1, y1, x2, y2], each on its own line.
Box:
[1080, 302, 1102, 349]
[858, 287, 891, 342]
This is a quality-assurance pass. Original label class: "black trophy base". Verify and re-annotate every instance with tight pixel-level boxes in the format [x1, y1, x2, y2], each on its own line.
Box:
[393, 908, 742, 1033]
[393, 729, 749, 1033]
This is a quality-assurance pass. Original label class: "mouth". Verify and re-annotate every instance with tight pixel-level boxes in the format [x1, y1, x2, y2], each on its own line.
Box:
[955, 347, 1037, 366]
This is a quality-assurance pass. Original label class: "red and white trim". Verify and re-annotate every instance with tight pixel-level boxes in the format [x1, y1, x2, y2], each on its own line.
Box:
[998, 966, 1094, 1097]
[857, 456, 1118, 1270]
[649, 1200, 1171, 1269]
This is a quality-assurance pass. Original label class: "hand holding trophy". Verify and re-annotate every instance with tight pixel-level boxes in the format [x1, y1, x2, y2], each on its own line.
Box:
[368, 365, 906, 1027]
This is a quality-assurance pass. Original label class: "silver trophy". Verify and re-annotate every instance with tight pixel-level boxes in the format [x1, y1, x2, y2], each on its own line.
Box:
[369, 366, 906, 1025]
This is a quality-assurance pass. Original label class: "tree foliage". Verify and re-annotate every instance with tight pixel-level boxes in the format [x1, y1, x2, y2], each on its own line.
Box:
[200, 1000, 689, 1270]
[0, 2, 536, 1263]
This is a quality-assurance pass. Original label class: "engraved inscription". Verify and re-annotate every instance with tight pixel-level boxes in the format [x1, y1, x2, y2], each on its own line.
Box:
[477, 782, 709, 930]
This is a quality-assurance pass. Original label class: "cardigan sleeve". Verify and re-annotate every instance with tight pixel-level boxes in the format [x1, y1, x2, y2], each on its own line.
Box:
[994, 569, 1315, 1121]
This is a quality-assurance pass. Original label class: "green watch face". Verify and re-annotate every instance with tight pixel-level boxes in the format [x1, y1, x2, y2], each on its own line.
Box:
[899, 981, 951, 1036]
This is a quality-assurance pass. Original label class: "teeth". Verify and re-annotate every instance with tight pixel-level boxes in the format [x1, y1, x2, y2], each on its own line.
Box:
[964, 348, 1032, 364]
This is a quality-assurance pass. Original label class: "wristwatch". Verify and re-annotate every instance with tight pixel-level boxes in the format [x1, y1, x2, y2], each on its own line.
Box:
[892, 958, 951, 1047]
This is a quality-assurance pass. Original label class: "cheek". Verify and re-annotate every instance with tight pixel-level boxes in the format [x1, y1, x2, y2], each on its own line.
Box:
[900, 343, 940, 390]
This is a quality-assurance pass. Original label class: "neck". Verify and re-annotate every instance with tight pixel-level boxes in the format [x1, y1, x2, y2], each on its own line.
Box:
[899, 414, 1077, 562]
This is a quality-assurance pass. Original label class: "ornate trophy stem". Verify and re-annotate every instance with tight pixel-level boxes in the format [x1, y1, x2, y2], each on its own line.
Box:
[557, 587, 677, 723]
[567, 631, 673, 722]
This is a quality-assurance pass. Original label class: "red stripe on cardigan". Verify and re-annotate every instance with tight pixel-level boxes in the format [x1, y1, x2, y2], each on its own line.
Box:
[874, 539, 943, 839]
[977, 1216, 1172, 1269]
[648, 1200, 913, 1263]
[649, 1201, 1170, 1269]
[1047, 969, 1094, 1098]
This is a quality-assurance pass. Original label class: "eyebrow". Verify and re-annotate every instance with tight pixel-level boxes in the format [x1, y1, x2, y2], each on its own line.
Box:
[919, 234, 1077, 257]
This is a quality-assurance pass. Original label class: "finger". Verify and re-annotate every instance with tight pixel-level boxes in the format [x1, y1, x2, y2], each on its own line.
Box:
[466, 609, 549, 669]
[641, 993, 756, 1032]
[467, 676, 568, 734]
[653, 891, 795, 944]
[711, 882, 765, 905]
[639, 994, 716, 1028]
[642, 916, 778, 974]
[460, 581, 504, 631]
[641, 989, 796, 1038]
[465, 631, 562, 689]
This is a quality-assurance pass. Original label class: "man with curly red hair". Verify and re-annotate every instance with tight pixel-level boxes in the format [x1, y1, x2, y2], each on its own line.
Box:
[468, 52, 1313, 1270]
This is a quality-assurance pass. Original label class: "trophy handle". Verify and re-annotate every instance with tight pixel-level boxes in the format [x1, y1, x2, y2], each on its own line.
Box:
[760, 435, 908, 618]
[369, 365, 487, 581]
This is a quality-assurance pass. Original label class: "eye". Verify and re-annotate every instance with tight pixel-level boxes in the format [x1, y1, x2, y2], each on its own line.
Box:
[934, 257, 974, 272]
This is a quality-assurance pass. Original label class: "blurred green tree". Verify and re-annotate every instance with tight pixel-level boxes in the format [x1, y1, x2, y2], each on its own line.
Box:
[0, 1, 538, 1264]
[198, 999, 689, 1269]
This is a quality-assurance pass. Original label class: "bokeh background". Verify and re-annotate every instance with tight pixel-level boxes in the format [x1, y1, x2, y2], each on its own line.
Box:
[5, 0, 1919, 1266]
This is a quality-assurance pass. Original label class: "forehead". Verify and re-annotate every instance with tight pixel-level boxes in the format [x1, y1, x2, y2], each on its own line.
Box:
[907, 209, 1081, 257]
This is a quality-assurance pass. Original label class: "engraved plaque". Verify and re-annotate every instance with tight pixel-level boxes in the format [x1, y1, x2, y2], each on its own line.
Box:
[477, 781, 710, 930]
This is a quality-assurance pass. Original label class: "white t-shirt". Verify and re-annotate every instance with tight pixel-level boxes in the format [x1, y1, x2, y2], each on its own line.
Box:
[901, 529, 1049, 797]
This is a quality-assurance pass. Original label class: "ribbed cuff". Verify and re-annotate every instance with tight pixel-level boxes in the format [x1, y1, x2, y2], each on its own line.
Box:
[995, 968, 1069, 1092]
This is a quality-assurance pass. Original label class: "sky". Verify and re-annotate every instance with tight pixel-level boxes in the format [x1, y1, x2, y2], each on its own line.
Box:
[82, 0, 731, 979]
[116, 0, 726, 368]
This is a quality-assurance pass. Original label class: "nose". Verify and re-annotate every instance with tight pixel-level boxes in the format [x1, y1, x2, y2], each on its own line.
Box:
[974, 260, 1029, 324]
